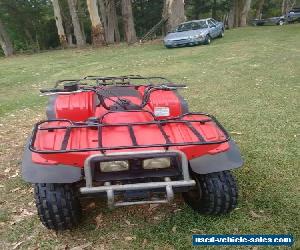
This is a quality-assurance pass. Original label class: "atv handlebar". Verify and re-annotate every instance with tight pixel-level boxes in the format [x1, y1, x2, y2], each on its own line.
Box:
[39, 83, 187, 109]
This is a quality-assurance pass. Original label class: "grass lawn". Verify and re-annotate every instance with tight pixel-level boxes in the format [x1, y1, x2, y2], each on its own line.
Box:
[0, 24, 299, 249]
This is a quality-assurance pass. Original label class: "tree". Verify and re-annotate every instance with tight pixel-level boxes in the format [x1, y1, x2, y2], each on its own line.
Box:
[228, 0, 253, 28]
[228, 1, 236, 28]
[87, 0, 106, 46]
[255, 0, 265, 19]
[97, 0, 120, 43]
[67, 0, 86, 47]
[52, 0, 67, 47]
[240, 0, 252, 26]
[163, 0, 186, 32]
[106, 0, 120, 43]
[98, 0, 107, 34]
[132, 0, 164, 37]
[0, 18, 13, 56]
[122, 0, 137, 44]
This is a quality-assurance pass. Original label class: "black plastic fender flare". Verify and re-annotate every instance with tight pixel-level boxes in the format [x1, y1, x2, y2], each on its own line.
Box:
[21, 138, 82, 183]
[189, 140, 243, 174]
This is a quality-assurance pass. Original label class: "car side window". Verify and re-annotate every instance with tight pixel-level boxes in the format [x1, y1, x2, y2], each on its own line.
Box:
[208, 20, 215, 27]
[211, 19, 218, 25]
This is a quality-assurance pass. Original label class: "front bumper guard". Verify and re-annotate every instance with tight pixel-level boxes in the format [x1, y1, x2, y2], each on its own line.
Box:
[80, 150, 195, 208]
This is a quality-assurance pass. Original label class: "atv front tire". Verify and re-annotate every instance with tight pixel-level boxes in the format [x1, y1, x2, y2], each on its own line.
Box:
[34, 183, 81, 230]
[183, 171, 237, 214]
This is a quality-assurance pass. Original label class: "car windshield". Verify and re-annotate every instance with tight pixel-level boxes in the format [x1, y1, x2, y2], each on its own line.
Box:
[173, 21, 208, 32]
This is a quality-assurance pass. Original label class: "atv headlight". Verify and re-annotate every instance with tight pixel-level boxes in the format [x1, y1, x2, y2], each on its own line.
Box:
[100, 161, 129, 172]
[143, 158, 171, 169]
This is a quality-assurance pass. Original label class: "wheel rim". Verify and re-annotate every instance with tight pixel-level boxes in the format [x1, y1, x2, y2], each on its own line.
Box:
[207, 36, 211, 44]
[186, 176, 202, 201]
[221, 31, 224, 37]
[279, 21, 284, 25]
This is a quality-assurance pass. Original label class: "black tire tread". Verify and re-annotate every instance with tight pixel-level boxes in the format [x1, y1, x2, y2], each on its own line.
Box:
[34, 183, 81, 231]
[183, 171, 238, 215]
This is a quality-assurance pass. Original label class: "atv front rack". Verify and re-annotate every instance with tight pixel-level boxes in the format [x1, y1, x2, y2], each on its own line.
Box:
[29, 112, 230, 154]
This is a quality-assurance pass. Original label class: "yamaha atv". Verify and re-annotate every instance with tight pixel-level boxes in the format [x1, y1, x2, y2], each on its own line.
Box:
[22, 76, 243, 231]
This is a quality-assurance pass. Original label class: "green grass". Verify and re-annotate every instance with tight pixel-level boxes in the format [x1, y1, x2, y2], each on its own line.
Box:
[0, 24, 299, 249]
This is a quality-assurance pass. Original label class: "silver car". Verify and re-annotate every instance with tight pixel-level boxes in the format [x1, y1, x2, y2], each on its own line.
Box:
[163, 18, 224, 48]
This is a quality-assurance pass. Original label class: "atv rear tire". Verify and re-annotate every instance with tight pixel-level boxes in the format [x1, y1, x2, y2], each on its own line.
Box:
[183, 171, 238, 214]
[34, 183, 81, 231]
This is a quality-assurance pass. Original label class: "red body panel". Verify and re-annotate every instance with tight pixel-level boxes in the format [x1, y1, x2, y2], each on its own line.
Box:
[32, 87, 229, 167]
[55, 92, 95, 121]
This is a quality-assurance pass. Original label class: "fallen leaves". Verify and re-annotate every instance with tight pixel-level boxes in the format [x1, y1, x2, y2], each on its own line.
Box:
[83, 202, 96, 211]
[249, 210, 264, 218]
[4, 168, 11, 173]
[10, 187, 21, 193]
[124, 236, 136, 241]
[124, 219, 137, 226]
[12, 241, 24, 249]
[148, 203, 160, 212]
[230, 131, 243, 135]
[10, 208, 36, 225]
[94, 213, 103, 229]
[70, 242, 92, 250]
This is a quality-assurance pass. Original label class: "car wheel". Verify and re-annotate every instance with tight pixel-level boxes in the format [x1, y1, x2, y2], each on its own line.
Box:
[34, 183, 82, 231]
[183, 171, 238, 214]
[219, 30, 224, 38]
[204, 35, 211, 45]
[278, 20, 284, 26]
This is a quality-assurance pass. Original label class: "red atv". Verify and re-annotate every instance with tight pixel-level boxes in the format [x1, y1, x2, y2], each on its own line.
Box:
[22, 76, 243, 231]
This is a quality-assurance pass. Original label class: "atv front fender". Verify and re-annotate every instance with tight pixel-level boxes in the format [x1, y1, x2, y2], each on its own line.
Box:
[22, 139, 82, 183]
[189, 140, 243, 174]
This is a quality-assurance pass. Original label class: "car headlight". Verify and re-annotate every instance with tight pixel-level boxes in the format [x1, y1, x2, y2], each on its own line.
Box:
[100, 161, 129, 172]
[143, 158, 171, 169]
[194, 34, 204, 39]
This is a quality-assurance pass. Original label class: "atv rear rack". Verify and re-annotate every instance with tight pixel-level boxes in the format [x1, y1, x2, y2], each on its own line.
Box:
[29, 112, 230, 154]
[54, 75, 174, 88]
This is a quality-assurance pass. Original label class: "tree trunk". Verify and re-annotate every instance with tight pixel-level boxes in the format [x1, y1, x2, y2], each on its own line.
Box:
[106, 0, 120, 43]
[255, 0, 264, 19]
[0, 19, 14, 57]
[163, 0, 186, 32]
[240, 0, 252, 27]
[87, 0, 106, 46]
[98, 0, 108, 38]
[282, 0, 287, 15]
[52, 0, 68, 48]
[234, 0, 240, 27]
[121, 0, 137, 44]
[228, 2, 235, 29]
[67, 0, 86, 47]
[65, 21, 74, 47]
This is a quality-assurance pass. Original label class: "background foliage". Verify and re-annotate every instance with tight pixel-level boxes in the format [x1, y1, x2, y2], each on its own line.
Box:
[0, 0, 298, 56]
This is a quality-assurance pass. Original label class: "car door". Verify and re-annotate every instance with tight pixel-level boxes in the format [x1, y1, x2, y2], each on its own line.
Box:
[211, 18, 223, 33]
[207, 19, 218, 38]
